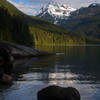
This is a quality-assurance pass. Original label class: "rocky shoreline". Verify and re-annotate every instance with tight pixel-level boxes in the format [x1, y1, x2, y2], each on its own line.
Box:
[0, 40, 55, 85]
[0, 41, 55, 59]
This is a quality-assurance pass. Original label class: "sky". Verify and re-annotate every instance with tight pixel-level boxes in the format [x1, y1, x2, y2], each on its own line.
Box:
[7, 0, 100, 15]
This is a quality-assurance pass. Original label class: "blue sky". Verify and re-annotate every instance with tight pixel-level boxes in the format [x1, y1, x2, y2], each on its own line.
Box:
[7, 0, 100, 15]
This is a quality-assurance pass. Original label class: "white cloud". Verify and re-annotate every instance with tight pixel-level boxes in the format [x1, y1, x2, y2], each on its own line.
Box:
[7, 0, 100, 15]
[29, 0, 100, 8]
[7, 0, 40, 15]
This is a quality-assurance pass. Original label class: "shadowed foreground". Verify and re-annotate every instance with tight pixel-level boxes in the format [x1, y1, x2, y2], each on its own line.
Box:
[38, 85, 80, 100]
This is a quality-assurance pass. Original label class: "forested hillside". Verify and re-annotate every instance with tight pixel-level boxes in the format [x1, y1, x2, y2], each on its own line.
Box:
[59, 4, 100, 44]
[0, 6, 33, 46]
[0, 0, 85, 46]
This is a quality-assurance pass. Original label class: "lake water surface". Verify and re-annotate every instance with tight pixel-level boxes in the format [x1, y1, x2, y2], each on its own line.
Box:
[0, 46, 100, 100]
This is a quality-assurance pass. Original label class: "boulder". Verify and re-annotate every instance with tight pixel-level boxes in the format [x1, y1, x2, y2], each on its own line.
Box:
[0, 45, 13, 75]
[37, 85, 80, 100]
[0, 46, 13, 85]
[0, 40, 55, 59]
[0, 74, 13, 85]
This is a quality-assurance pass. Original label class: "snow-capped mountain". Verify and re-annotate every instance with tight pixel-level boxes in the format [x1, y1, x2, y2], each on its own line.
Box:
[37, 3, 76, 24]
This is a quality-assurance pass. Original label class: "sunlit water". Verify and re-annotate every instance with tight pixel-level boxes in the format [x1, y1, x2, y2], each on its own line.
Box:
[0, 46, 100, 100]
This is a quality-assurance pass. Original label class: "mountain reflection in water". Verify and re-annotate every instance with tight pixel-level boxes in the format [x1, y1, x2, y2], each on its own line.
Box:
[0, 46, 100, 100]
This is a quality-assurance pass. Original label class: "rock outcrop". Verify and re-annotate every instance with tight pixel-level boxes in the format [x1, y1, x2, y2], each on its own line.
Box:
[0, 40, 55, 59]
[0, 40, 55, 85]
[37, 85, 80, 100]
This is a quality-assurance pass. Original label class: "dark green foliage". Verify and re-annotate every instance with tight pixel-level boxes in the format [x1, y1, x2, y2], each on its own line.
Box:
[0, 5, 33, 46]
[59, 4, 100, 43]
[0, 0, 86, 46]
[0, 6, 12, 41]
[11, 15, 33, 45]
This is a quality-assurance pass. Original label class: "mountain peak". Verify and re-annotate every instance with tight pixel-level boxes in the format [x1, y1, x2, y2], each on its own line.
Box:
[38, 3, 76, 24]
[41, 3, 76, 18]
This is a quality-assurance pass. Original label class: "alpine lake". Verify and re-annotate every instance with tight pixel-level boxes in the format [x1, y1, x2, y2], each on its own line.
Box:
[0, 45, 100, 100]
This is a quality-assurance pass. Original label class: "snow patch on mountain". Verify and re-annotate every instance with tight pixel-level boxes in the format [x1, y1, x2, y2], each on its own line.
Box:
[39, 3, 76, 19]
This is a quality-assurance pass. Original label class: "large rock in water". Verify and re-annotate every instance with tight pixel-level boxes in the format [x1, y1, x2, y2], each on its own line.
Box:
[0, 41, 55, 59]
[37, 85, 80, 100]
